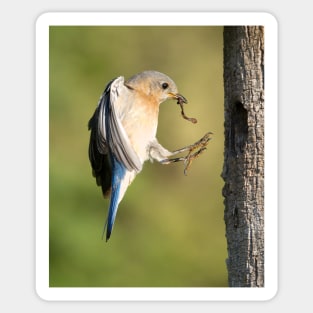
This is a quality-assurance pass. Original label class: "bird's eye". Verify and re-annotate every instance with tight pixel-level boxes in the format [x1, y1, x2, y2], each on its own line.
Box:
[162, 82, 169, 89]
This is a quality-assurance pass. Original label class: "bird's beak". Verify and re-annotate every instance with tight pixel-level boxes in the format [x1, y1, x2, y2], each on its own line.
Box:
[168, 92, 188, 104]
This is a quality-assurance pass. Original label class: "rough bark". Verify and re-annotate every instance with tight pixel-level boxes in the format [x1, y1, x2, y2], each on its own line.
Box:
[222, 26, 264, 287]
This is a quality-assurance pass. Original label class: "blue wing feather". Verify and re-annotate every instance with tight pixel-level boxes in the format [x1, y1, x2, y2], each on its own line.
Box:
[89, 76, 143, 241]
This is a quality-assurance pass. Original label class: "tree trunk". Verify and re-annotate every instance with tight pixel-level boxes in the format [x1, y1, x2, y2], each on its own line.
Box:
[222, 26, 264, 287]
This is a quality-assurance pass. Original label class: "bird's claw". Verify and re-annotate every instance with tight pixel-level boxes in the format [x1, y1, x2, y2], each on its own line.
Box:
[182, 132, 213, 175]
[188, 132, 213, 151]
[160, 132, 213, 174]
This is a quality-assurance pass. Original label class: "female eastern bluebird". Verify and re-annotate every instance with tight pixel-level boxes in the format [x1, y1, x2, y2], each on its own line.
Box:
[88, 70, 211, 241]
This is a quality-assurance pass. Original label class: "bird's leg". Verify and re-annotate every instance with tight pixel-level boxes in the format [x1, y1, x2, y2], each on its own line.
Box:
[160, 132, 213, 175]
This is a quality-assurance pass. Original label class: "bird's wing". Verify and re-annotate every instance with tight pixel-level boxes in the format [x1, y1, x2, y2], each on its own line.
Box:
[88, 77, 142, 195]
[88, 81, 113, 196]
[105, 76, 142, 172]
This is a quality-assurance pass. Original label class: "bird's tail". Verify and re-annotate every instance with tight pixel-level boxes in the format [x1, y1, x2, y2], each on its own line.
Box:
[104, 193, 120, 241]
[104, 157, 126, 241]
[105, 158, 138, 241]
[103, 186, 120, 241]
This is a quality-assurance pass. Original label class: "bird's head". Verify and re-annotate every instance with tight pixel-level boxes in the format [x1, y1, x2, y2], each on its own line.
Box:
[125, 70, 188, 105]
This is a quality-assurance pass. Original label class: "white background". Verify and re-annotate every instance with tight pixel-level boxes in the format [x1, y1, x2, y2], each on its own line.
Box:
[1, 0, 310, 312]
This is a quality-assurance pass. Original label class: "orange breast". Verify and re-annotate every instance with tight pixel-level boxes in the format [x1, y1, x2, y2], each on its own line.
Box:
[121, 91, 160, 162]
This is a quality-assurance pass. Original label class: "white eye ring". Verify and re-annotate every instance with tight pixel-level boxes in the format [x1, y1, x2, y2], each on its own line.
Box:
[162, 82, 169, 89]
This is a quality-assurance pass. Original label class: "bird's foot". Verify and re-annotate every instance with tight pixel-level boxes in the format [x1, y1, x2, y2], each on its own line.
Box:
[160, 132, 213, 175]
[182, 132, 213, 175]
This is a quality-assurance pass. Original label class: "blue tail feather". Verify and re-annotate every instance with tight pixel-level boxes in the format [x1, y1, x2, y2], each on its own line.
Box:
[105, 156, 127, 241]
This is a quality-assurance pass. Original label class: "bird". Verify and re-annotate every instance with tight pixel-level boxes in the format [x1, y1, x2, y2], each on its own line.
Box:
[88, 70, 211, 241]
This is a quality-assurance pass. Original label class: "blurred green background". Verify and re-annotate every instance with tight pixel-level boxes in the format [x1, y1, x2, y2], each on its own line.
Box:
[49, 26, 226, 287]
